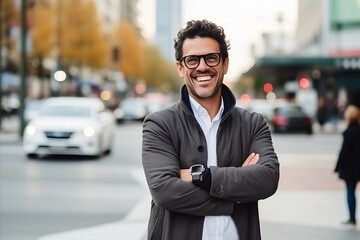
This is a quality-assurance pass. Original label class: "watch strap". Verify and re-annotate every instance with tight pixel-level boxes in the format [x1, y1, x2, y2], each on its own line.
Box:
[190, 164, 205, 186]
[192, 173, 202, 186]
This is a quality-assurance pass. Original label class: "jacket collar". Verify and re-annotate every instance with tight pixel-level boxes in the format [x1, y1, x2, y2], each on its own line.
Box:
[180, 84, 236, 118]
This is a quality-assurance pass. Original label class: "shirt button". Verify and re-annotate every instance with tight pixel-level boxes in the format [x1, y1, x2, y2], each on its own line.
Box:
[197, 145, 204, 152]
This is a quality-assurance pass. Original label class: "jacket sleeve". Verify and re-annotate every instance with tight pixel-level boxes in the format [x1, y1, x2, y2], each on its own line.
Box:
[142, 113, 234, 217]
[210, 112, 280, 203]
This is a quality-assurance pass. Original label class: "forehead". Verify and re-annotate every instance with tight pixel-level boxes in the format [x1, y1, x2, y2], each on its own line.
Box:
[182, 37, 220, 56]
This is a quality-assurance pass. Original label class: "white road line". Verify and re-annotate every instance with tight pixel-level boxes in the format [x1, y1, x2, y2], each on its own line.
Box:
[38, 169, 151, 240]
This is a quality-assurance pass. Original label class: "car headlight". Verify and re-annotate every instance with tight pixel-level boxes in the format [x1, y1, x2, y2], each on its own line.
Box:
[25, 125, 37, 136]
[83, 126, 95, 137]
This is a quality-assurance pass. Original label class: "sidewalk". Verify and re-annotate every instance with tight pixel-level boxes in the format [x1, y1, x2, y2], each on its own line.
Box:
[0, 116, 21, 143]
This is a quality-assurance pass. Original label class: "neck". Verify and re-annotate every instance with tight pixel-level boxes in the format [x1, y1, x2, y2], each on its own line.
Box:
[191, 92, 222, 120]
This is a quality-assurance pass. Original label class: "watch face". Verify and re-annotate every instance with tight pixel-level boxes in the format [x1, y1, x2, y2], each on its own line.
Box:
[191, 164, 204, 174]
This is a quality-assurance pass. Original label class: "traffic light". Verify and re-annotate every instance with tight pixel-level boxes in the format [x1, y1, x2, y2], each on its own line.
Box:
[239, 93, 251, 106]
[263, 82, 273, 93]
[298, 76, 310, 89]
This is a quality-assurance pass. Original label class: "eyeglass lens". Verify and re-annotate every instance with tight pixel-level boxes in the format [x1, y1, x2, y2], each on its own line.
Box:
[182, 53, 220, 69]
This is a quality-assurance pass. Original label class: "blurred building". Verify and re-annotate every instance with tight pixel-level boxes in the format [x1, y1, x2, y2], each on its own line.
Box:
[155, 0, 182, 61]
[93, 0, 121, 34]
[247, 0, 360, 105]
[92, 0, 140, 34]
[92, 0, 140, 104]
[119, 0, 141, 34]
[296, 0, 360, 57]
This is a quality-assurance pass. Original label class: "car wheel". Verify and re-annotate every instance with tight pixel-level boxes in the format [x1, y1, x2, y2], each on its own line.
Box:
[306, 128, 313, 135]
[104, 148, 111, 155]
[26, 153, 37, 159]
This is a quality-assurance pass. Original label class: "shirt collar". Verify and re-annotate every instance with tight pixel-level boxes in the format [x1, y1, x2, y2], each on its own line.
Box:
[189, 95, 224, 121]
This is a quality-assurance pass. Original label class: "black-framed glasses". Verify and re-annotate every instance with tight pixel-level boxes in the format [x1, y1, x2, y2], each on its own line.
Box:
[180, 53, 221, 69]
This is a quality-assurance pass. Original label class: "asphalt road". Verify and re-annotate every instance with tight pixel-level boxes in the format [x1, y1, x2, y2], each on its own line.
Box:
[1, 118, 359, 240]
[0, 121, 144, 240]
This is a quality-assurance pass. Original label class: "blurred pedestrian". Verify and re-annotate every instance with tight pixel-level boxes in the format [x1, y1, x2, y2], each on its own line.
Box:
[326, 95, 339, 131]
[317, 98, 327, 131]
[335, 104, 360, 225]
[142, 19, 279, 240]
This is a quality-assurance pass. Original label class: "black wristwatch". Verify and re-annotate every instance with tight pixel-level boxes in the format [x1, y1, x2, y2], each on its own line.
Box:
[190, 164, 205, 186]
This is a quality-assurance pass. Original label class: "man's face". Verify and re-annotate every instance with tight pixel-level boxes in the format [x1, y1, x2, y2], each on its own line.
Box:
[176, 37, 229, 101]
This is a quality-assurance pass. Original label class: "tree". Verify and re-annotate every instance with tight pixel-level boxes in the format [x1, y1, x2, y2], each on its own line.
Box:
[0, 0, 19, 72]
[142, 44, 180, 92]
[0, 0, 18, 128]
[30, 0, 54, 79]
[114, 21, 144, 83]
[58, 0, 108, 69]
[31, 0, 54, 59]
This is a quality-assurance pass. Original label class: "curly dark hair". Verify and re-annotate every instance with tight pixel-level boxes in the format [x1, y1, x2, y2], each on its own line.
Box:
[174, 19, 231, 61]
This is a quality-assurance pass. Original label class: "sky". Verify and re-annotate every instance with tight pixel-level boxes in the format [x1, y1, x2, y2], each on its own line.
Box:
[138, 0, 298, 82]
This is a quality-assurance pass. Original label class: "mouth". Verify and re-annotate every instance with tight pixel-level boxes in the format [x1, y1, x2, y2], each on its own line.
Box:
[194, 75, 213, 82]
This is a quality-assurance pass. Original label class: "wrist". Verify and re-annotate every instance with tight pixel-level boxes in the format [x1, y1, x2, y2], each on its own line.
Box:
[190, 164, 205, 186]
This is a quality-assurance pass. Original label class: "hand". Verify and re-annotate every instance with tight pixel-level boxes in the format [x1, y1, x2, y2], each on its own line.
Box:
[181, 153, 259, 181]
[180, 169, 192, 182]
[242, 153, 260, 167]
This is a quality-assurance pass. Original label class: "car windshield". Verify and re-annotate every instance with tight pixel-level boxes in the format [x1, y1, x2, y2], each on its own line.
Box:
[40, 106, 91, 117]
[121, 99, 146, 111]
[26, 100, 44, 110]
[277, 106, 304, 116]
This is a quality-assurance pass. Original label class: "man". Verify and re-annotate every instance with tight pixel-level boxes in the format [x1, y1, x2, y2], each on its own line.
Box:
[142, 19, 279, 240]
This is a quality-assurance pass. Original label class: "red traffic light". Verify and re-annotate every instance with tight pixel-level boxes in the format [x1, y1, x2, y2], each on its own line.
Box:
[263, 83, 273, 93]
[239, 93, 251, 105]
[299, 77, 310, 89]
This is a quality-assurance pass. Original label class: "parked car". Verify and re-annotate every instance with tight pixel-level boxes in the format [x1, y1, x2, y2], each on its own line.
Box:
[271, 103, 313, 134]
[114, 97, 148, 123]
[247, 99, 275, 122]
[23, 97, 116, 158]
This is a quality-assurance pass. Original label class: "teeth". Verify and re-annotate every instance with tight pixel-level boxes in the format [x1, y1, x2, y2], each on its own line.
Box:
[196, 76, 212, 82]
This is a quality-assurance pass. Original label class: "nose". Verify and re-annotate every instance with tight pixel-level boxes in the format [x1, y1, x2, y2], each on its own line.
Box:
[196, 57, 209, 70]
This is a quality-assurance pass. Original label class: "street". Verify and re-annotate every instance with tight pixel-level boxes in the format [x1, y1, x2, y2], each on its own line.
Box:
[0, 121, 144, 240]
[1, 118, 359, 240]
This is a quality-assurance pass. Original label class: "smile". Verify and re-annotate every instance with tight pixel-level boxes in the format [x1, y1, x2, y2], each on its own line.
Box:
[195, 75, 212, 82]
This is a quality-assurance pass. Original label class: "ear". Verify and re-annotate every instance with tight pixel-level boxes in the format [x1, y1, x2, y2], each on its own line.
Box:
[176, 61, 184, 78]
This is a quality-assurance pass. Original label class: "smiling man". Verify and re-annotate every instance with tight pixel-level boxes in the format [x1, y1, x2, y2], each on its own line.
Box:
[142, 20, 279, 240]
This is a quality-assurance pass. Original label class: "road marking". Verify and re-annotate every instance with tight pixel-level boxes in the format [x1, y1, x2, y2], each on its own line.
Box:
[38, 169, 150, 240]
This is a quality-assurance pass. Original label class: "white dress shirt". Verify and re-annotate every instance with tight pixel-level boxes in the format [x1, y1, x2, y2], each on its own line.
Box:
[189, 96, 239, 240]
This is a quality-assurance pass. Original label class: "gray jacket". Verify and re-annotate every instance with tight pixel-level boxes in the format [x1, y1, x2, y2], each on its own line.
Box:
[142, 85, 279, 240]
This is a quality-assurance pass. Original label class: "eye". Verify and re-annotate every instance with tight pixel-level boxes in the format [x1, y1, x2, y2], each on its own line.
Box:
[185, 56, 199, 66]
[205, 54, 219, 63]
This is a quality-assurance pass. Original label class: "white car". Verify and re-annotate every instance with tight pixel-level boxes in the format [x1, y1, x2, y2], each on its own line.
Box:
[114, 97, 148, 123]
[24, 99, 45, 124]
[23, 97, 116, 159]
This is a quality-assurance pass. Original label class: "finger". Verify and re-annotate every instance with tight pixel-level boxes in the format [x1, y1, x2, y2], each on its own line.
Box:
[242, 153, 255, 166]
[245, 153, 256, 162]
[249, 154, 260, 165]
